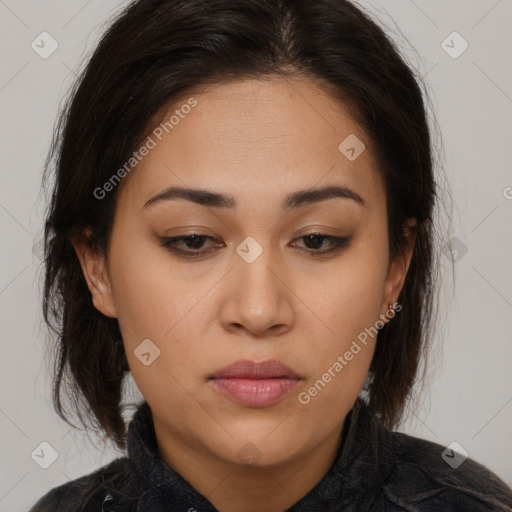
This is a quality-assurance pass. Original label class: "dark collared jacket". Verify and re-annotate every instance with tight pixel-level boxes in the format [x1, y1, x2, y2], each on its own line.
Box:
[30, 398, 512, 511]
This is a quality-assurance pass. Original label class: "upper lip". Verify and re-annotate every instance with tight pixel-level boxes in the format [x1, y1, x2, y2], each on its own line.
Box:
[211, 359, 301, 380]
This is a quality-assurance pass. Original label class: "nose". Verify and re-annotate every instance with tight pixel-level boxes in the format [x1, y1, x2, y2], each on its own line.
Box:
[219, 250, 294, 338]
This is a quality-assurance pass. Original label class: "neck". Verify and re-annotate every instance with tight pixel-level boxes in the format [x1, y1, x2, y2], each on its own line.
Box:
[153, 420, 345, 512]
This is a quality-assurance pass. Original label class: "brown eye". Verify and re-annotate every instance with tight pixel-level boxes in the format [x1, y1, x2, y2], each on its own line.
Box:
[290, 233, 351, 255]
[160, 234, 221, 258]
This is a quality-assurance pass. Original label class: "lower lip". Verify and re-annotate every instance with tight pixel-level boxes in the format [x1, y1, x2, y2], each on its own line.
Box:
[210, 377, 300, 407]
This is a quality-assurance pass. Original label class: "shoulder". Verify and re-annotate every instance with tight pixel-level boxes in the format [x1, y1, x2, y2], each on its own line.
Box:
[380, 428, 512, 511]
[28, 457, 140, 512]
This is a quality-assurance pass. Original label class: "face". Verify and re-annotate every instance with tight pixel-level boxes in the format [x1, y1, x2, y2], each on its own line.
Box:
[74, 76, 415, 469]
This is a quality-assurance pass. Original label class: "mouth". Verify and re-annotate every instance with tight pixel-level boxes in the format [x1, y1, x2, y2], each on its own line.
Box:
[208, 359, 302, 407]
[211, 359, 301, 380]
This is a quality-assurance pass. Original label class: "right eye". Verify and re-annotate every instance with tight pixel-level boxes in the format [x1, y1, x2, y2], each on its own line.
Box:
[160, 234, 223, 258]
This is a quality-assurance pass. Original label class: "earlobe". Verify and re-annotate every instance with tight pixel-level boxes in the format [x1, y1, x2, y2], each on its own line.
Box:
[71, 229, 118, 319]
[381, 219, 418, 319]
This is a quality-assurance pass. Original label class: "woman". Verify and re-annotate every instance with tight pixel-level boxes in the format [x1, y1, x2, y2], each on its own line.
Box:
[31, 0, 512, 510]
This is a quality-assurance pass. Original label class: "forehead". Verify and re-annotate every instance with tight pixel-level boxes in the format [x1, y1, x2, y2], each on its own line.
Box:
[117, 76, 385, 213]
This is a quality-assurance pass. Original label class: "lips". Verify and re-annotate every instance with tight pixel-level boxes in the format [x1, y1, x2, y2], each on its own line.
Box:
[211, 359, 301, 380]
[209, 359, 302, 407]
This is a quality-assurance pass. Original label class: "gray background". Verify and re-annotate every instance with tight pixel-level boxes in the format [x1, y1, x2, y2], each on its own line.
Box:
[1, 1, 511, 510]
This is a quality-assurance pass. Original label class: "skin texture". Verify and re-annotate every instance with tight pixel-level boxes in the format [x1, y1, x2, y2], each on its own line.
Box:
[73, 76, 416, 512]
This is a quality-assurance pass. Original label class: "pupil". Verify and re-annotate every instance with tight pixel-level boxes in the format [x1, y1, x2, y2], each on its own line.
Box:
[186, 235, 204, 249]
[305, 235, 323, 249]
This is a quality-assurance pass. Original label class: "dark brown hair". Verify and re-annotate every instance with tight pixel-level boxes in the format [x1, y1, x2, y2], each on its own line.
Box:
[41, 0, 449, 449]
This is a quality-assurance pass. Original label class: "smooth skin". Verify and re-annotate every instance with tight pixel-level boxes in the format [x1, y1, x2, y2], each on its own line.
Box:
[73, 76, 416, 512]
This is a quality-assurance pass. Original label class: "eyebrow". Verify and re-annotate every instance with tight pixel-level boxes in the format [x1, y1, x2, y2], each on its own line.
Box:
[142, 184, 366, 211]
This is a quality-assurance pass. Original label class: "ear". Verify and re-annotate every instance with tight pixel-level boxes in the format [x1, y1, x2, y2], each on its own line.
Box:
[381, 218, 417, 318]
[71, 227, 118, 319]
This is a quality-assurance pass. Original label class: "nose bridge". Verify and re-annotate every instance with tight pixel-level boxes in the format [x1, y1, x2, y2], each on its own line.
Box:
[235, 235, 282, 303]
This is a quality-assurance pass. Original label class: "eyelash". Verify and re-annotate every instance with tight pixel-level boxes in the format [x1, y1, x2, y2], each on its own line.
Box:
[159, 233, 351, 259]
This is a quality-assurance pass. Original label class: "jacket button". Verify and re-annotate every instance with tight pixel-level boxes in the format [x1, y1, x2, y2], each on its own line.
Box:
[102, 492, 115, 511]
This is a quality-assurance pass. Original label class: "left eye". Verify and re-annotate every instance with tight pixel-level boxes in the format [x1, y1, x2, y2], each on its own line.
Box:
[160, 233, 351, 258]
[291, 233, 351, 254]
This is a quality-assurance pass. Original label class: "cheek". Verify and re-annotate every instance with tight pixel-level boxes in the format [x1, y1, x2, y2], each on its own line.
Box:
[297, 291, 381, 430]
[107, 235, 211, 384]
[308, 239, 388, 344]
[297, 238, 388, 405]
[108, 228, 189, 338]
